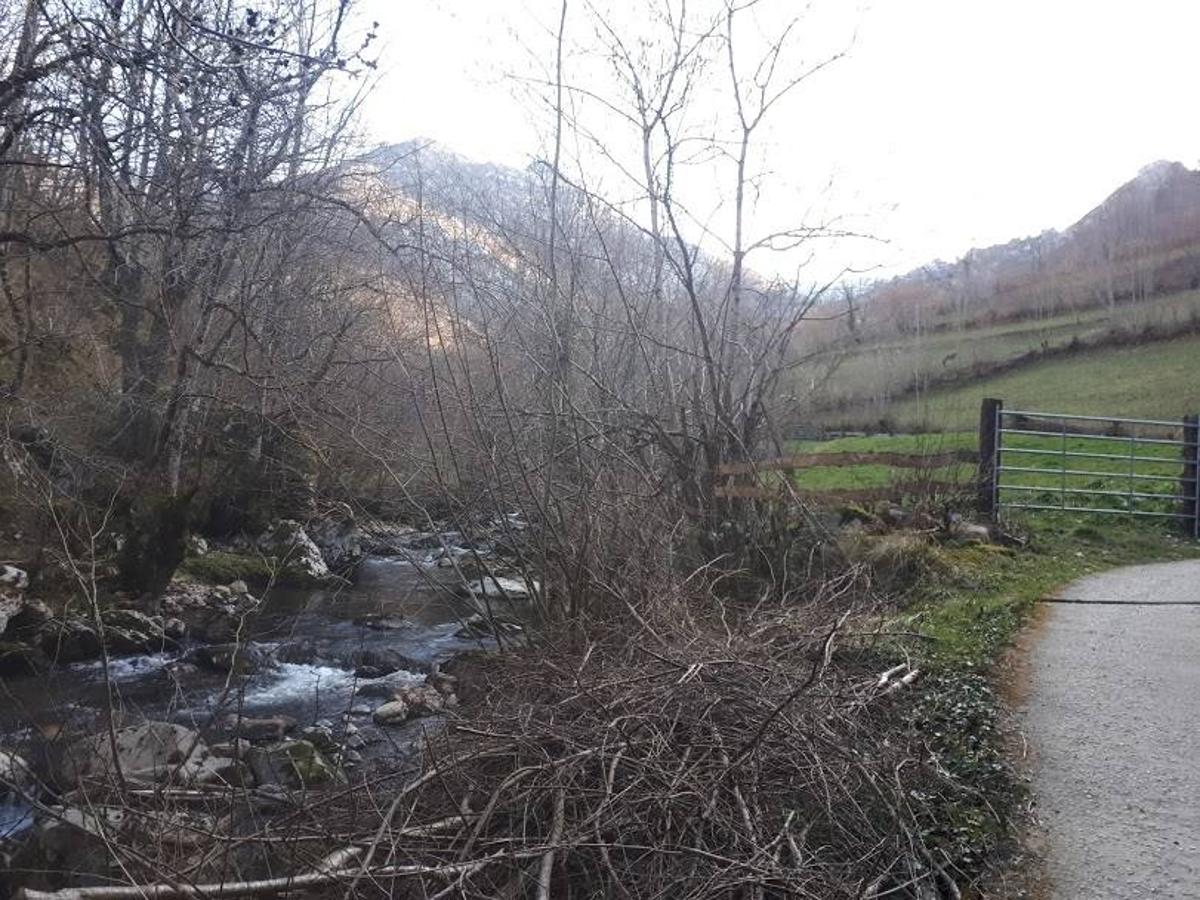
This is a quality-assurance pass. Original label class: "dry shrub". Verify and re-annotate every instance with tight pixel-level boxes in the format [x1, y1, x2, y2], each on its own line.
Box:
[349, 596, 961, 900]
[840, 530, 949, 592]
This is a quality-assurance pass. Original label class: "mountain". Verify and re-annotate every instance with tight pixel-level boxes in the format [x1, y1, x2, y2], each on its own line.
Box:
[855, 161, 1200, 338]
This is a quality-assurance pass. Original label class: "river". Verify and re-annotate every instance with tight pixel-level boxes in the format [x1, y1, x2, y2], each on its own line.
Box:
[0, 550, 506, 842]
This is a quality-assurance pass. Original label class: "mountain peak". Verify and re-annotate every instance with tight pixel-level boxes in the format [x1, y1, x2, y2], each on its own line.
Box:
[1135, 159, 1187, 182]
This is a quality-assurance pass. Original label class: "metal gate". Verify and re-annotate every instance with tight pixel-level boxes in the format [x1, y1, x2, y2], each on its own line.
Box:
[979, 399, 1200, 537]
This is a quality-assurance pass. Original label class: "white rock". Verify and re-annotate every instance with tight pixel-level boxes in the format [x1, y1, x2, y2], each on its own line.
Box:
[461, 575, 535, 601]
[372, 699, 410, 725]
[257, 520, 330, 580]
[0, 749, 37, 795]
[0, 591, 23, 636]
[393, 684, 445, 718]
[59, 722, 235, 787]
[0, 566, 28, 590]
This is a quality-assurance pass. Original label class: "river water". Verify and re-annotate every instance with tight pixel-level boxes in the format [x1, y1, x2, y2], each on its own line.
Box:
[0, 552, 500, 842]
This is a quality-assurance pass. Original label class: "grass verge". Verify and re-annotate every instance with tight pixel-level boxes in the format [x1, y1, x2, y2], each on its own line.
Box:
[913, 513, 1199, 669]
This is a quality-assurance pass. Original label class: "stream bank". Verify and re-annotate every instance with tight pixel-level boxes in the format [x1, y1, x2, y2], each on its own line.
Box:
[0, 517, 535, 887]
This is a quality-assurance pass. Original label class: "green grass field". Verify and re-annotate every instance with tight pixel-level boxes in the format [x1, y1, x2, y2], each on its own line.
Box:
[785, 432, 975, 493]
[786, 431, 1191, 520]
[804, 289, 1200, 415]
[884, 333, 1200, 430]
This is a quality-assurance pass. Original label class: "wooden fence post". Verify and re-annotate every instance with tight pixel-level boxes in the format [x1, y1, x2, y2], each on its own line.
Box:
[1182, 414, 1199, 539]
[978, 398, 1002, 519]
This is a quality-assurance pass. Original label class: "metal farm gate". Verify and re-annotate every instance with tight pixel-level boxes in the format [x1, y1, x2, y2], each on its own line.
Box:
[978, 399, 1200, 538]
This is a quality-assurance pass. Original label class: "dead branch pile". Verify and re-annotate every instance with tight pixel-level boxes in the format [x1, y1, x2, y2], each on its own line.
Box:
[325, 615, 954, 900]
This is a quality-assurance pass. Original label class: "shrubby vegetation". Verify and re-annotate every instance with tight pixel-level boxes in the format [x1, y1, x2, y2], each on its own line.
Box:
[1, 2, 1192, 898]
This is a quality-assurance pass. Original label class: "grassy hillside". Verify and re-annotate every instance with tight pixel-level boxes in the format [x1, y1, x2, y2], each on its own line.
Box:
[808, 289, 1200, 421]
[886, 333, 1200, 430]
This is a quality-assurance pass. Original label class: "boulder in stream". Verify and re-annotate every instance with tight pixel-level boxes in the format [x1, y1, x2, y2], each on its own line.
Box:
[392, 683, 449, 717]
[298, 724, 341, 756]
[223, 714, 297, 743]
[58, 722, 245, 788]
[257, 519, 330, 581]
[161, 582, 259, 642]
[246, 739, 343, 787]
[0, 566, 28, 590]
[457, 574, 536, 601]
[350, 647, 428, 679]
[99, 608, 171, 653]
[0, 749, 37, 796]
[371, 699, 410, 725]
[306, 504, 365, 572]
[192, 642, 269, 675]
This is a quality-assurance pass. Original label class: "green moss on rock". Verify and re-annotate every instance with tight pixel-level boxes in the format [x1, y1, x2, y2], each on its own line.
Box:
[178, 550, 330, 587]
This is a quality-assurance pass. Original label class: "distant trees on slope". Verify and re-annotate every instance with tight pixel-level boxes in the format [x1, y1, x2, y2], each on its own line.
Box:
[848, 160, 1200, 341]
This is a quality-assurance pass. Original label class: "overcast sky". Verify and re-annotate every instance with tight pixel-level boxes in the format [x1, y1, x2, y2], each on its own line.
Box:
[358, 0, 1200, 279]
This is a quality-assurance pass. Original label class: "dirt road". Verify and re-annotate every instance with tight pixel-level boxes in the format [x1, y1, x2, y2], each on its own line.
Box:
[1021, 559, 1200, 898]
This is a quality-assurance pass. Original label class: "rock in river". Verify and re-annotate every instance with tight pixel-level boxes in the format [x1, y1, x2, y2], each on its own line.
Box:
[247, 739, 343, 787]
[0, 749, 37, 796]
[257, 519, 330, 581]
[306, 504, 365, 572]
[0, 566, 28, 590]
[193, 642, 269, 675]
[223, 714, 297, 743]
[372, 699, 410, 725]
[393, 683, 449, 717]
[59, 722, 247, 787]
[457, 574, 535, 601]
[350, 647, 427, 678]
[99, 608, 171, 653]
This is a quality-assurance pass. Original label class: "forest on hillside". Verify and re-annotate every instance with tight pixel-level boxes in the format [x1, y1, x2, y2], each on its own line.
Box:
[847, 160, 1200, 340]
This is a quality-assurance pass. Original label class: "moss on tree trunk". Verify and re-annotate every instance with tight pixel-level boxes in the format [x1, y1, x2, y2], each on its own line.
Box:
[117, 492, 192, 598]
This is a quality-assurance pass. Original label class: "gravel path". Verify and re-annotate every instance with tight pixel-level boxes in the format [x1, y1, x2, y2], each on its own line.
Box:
[1021, 559, 1200, 898]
